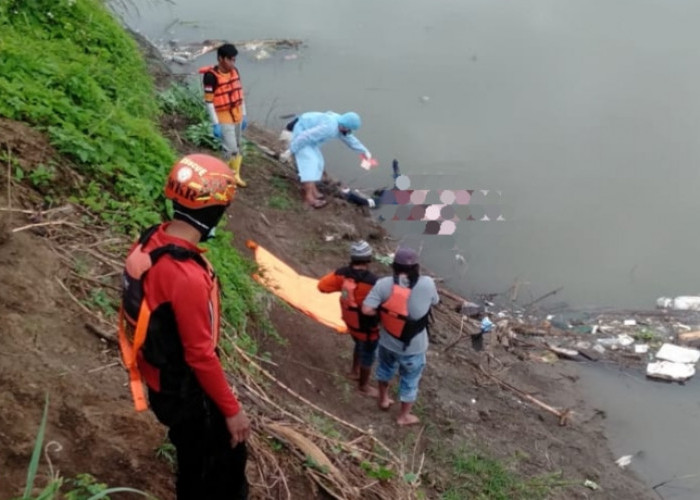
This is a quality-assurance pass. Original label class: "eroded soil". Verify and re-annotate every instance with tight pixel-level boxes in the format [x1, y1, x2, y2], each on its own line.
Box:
[0, 120, 656, 500]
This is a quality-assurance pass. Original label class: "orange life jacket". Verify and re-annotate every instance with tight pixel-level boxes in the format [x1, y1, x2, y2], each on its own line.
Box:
[340, 277, 379, 342]
[199, 65, 244, 122]
[118, 225, 218, 412]
[379, 280, 430, 347]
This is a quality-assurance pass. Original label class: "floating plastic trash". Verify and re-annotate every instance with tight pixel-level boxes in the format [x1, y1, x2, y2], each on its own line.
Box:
[646, 361, 695, 381]
[655, 343, 700, 364]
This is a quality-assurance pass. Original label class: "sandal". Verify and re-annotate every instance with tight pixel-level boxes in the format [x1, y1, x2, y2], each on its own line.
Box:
[308, 199, 328, 209]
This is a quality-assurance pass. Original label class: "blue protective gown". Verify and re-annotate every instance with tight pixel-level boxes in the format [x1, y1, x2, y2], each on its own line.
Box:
[290, 111, 369, 182]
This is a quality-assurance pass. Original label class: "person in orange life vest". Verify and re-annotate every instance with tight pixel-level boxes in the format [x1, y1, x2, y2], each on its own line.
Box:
[317, 240, 380, 396]
[200, 43, 249, 188]
[361, 247, 439, 426]
[119, 154, 250, 499]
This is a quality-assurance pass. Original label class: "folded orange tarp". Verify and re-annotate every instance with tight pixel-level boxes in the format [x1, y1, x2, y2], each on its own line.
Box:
[246, 240, 347, 333]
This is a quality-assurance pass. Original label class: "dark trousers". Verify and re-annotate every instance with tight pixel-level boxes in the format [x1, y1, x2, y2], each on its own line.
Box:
[471, 333, 484, 351]
[150, 388, 248, 500]
[168, 409, 248, 500]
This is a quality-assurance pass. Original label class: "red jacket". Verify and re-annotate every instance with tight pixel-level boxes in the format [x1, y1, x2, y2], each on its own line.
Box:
[138, 223, 240, 417]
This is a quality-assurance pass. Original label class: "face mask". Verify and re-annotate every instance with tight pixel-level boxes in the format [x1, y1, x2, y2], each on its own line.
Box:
[201, 226, 217, 242]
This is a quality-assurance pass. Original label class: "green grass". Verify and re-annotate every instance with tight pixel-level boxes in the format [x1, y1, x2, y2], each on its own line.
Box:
[441, 448, 569, 500]
[267, 176, 296, 210]
[0, 0, 271, 335]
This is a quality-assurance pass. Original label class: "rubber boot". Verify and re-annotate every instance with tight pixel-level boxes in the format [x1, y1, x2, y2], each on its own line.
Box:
[230, 154, 247, 188]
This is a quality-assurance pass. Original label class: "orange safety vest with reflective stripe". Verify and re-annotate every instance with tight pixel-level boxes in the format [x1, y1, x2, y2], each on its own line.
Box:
[118, 225, 218, 411]
[340, 277, 379, 342]
[199, 65, 244, 122]
[379, 281, 431, 347]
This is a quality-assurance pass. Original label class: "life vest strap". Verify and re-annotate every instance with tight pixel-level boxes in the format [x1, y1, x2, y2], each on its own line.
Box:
[117, 304, 151, 412]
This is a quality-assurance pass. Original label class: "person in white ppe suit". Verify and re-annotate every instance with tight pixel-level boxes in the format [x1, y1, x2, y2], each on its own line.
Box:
[280, 111, 371, 208]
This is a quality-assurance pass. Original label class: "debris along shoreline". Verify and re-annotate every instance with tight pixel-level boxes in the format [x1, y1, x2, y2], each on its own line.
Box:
[243, 113, 700, 382]
[153, 38, 304, 65]
[479, 294, 700, 383]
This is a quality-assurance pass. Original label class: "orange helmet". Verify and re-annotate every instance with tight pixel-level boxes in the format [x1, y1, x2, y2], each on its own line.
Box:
[164, 154, 236, 209]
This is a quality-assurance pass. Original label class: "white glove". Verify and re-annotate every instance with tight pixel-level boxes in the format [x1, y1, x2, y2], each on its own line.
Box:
[278, 130, 293, 143]
[280, 150, 293, 163]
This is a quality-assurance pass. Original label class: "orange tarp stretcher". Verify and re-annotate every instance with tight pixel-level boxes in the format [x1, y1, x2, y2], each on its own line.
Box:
[246, 240, 347, 333]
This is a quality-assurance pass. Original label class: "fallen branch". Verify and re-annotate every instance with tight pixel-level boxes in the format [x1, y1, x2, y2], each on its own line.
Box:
[496, 374, 572, 426]
[84, 322, 118, 346]
[69, 271, 121, 292]
[438, 287, 469, 304]
[265, 422, 354, 495]
[12, 220, 71, 233]
[0, 205, 73, 216]
[443, 315, 468, 352]
[87, 361, 120, 373]
[652, 473, 699, 498]
[544, 343, 580, 361]
[511, 325, 552, 337]
[260, 212, 273, 228]
[523, 286, 563, 309]
[463, 354, 572, 426]
[678, 331, 700, 343]
[56, 277, 118, 336]
[233, 344, 402, 464]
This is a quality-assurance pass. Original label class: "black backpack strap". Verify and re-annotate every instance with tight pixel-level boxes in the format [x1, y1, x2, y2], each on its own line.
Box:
[425, 309, 434, 340]
[149, 244, 208, 272]
[138, 224, 161, 246]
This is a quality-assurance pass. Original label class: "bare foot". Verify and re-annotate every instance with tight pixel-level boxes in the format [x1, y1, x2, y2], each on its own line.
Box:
[358, 385, 379, 398]
[396, 413, 421, 426]
[304, 199, 328, 209]
[347, 371, 360, 381]
[378, 398, 395, 411]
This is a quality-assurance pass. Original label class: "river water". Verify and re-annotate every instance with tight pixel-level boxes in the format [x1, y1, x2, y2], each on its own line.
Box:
[123, 0, 700, 310]
[578, 363, 700, 499]
[121, 2, 700, 495]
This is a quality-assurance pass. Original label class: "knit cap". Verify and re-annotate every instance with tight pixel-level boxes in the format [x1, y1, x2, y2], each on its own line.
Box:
[350, 240, 372, 262]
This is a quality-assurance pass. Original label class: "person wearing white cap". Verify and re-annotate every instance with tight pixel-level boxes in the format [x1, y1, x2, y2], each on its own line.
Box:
[318, 240, 380, 396]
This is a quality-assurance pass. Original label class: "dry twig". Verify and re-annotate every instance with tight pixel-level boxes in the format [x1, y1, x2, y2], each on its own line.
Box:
[12, 220, 73, 233]
[233, 344, 402, 464]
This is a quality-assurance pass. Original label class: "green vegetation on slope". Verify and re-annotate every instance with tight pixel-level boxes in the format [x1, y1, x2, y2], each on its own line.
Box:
[0, 0, 266, 334]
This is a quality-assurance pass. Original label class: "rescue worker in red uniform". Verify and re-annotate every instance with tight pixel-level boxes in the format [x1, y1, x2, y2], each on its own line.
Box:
[119, 154, 250, 499]
[200, 43, 249, 187]
[317, 240, 380, 396]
